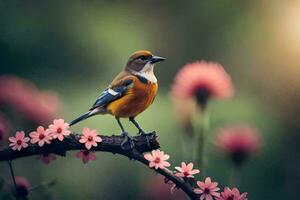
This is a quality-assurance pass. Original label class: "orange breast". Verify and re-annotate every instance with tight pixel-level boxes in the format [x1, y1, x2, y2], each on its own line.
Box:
[106, 77, 158, 118]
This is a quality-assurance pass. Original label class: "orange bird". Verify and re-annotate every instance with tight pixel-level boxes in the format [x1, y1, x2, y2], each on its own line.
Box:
[69, 50, 165, 149]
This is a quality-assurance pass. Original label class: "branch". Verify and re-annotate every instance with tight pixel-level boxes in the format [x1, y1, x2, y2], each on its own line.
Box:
[130, 150, 198, 199]
[0, 132, 159, 161]
[0, 132, 198, 199]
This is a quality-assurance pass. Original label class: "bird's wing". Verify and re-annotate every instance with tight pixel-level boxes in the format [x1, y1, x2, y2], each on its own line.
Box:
[89, 75, 134, 110]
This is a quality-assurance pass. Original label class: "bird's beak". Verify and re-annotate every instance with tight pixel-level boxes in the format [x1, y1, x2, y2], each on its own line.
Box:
[150, 55, 166, 64]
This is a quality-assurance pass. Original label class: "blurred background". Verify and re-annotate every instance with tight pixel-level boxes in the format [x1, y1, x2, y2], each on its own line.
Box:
[0, 0, 299, 199]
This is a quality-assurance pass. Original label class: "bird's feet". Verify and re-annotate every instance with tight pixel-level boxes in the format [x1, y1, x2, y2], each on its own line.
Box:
[121, 132, 136, 151]
[139, 131, 156, 148]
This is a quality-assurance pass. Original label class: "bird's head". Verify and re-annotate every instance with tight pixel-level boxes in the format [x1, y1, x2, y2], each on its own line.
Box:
[125, 50, 165, 73]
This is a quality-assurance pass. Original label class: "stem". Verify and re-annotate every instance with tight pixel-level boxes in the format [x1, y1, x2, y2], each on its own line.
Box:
[7, 160, 19, 200]
[29, 179, 56, 191]
[181, 135, 195, 161]
[196, 110, 210, 177]
[229, 164, 240, 186]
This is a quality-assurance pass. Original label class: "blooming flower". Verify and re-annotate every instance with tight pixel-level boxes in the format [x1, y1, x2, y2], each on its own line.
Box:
[194, 177, 220, 200]
[144, 150, 171, 170]
[0, 75, 60, 125]
[215, 125, 261, 166]
[79, 128, 102, 150]
[37, 154, 57, 164]
[29, 126, 52, 147]
[171, 61, 234, 108]
[9, 131, 30, 151]
[48, 119, 71, 141]
[174, 162, 200, 178]
[218, 187, 248, 200]
[76, 150, 96, 164]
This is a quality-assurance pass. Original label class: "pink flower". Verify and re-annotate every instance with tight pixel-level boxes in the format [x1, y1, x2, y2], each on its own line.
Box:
[171, 61, 234, 107]
[215, 125, 261, 165]
[218, 187, 248, 200]
[79, 128, 102, 150]
[174, 162, 200, 178]
[76, 150, 96, 164]
[194, 177, 220, 200]
[37, 154, 57, 164]
[9, 131, 30, 151]
[29, 126, 52, 147]
[144, 149, 171, 170]
[48, 119, 71, 141]
[0, 75, 60, 125]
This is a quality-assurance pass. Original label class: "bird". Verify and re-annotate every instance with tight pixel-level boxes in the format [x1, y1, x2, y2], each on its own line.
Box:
[69, 50, 165, 149]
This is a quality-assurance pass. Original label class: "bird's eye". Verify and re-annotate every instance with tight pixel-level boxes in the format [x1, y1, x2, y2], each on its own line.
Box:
[138, 56, 146, 61]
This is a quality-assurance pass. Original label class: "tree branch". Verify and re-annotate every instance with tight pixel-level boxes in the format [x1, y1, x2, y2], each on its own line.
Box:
[0, 132, 198, 199]
[0, 132, 159, 161]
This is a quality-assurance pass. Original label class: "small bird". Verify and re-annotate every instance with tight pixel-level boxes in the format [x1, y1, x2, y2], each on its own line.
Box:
[69, 50, 165, 149]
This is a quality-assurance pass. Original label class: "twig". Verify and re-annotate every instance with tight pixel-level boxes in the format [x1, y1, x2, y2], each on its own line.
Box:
[7, 160, 19, 200]
[29, 179, 56, 191]
[131, 150, 198, 199]
[0, 132, 199, 199]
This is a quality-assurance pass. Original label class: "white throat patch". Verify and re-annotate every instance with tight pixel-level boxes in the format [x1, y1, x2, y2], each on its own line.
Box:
[135, 62, 157, 83]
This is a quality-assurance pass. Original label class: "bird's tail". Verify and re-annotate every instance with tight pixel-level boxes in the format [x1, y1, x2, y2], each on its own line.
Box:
[69, 111, 93, 126]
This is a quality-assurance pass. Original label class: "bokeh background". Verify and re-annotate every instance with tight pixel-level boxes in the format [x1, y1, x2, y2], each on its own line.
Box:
[1, 1, 300, 199]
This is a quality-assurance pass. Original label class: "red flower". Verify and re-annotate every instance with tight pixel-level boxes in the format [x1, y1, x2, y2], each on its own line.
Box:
[171, 61, 234, 108]
[48, 119, 71, 141]
[174, 162, 200, 178]
[79, 128, 102, 150]
[194, 177, 220, 200]
[144, 150, 171, 170]
[9, 131, 30, 151]
[29, 126, 52, 147]
[215, 125, 261, 166]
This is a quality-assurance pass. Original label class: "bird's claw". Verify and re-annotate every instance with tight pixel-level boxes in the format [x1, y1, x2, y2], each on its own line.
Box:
[139, 131, 155, 148]
[121, 132, 135, 151]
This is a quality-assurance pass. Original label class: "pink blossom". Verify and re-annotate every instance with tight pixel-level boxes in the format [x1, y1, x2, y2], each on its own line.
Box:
[171, 61, 234, 107]
[9, 131, 30, 151]
[215, 125, 261, 165]
[144, 149, 171, 170]
[0, 75, 60, 125]
[194, 177, 220, 200]
[175, 162, 200, 178]
[79, 128, 102, 150]
[48, 119, 71, 141]
[37, 154, 57, 164]
[217, 187, 248, 200]
[29, 126, 52, 147]
[76, 150, 96, 164]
